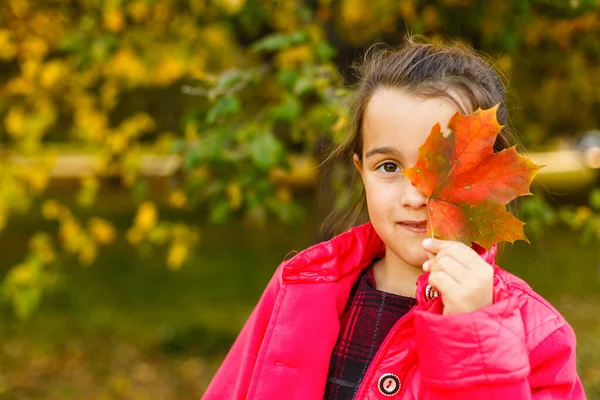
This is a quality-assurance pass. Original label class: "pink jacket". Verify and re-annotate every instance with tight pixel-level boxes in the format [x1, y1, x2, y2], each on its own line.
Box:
[203, 223, 585, 399]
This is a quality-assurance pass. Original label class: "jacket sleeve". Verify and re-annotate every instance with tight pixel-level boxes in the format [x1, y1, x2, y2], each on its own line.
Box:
[202, 266, 283, 400]
[413, 296, 586, 399]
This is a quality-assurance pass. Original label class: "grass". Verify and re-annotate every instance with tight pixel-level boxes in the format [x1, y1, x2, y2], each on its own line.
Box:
[0, 200, 599, 399]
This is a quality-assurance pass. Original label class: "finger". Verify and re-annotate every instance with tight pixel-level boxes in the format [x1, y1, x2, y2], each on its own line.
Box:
[421, 238, 457, 255]
[423, 239, 480, 269]
[424, 255, 468, 284]
[428, 270, 461, 296]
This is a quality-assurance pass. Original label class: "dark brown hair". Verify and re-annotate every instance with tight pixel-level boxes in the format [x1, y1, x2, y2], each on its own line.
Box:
[320, 36, 523, 239]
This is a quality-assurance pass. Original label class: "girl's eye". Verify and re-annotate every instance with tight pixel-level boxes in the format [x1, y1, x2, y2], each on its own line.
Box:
[377, 162, 401, 174]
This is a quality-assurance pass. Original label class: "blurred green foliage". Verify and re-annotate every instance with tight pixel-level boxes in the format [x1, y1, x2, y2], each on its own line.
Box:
[1, 0, 600, 318]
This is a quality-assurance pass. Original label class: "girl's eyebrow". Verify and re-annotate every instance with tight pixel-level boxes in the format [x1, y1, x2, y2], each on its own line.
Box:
[365, 146, 402, 159]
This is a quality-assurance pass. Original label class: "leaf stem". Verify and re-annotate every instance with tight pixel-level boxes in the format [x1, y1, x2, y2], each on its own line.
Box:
[426, 198, 434, 239]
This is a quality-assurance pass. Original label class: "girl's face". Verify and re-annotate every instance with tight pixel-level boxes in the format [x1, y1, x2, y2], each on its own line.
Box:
[354, 88, 460, 269]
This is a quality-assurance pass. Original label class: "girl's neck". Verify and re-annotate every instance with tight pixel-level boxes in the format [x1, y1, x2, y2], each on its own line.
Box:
[372, 249, 422, 298]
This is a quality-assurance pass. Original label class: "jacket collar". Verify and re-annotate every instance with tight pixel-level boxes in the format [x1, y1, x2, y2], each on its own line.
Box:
[282, 222, 385, 284]
[282, 222, 498, 300]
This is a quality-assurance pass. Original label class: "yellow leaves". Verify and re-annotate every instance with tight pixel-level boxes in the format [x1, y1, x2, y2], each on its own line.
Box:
[20, 36, 49, 60]
[128, 1, 150, 22]
[126, 227, 143, 245]
[275, 45, 314, 70]
[215, 0, 247, 15]
[188, 53, 208, 81]
[103, 115, 156, 183]
[269, 154, 319, 187]
[167, 223, 199, 270]
[153, 56, 185, 86]
[41, 200, 62, 220]
[198, 25, 238, 67]
[168, 190, 187, 209]
[22, 59, 40, 81]
[331, 111, 348, 142]
[202, 25, 232, 48]
[22, 166, 49, 194]
[88, 218, 116, 245]
[167, 242, 188, 270]
[109, 48, 146, 83]
[0, 167, 30, 214]
[152, 2, 173, 24]
[172, 223, 199, 243]
[226, 183, 243, 210]
[59, 218, 81, 252]
[340, 0, 363, 25]
[101, 81, 119, 110]
[148, 224, 170, 245]
[74, 102, 109, 142]
[42, 203, 113, 266]
[6, 76, 34, 95]
[265, 1, 300, 31]
[78, 239, 98, 266]
[77, 177, 100, 208]
[107, 133, 129, 154]
[103, 8, 125, 33]
[108, 47, 188, 87]
[30, 232, 56, 264]
[339, 0, 399, 42]
[5, 106, 25, 137]
[9, 262, 37, 285]
[0, 30, 17, 60]
[398, 0, 417, 22]
[39, 61, 66, 90]
[127, 210, 199, 270]
[105, 113, 154, 157]
[120, 113, 155, 137]
[189, 0, 206, 15]
[4, 99, 57, 151]
[134, 202, 158, 233]
[29, 11, 55, 38]
[10, 0, 29, 18]
[497, 55, 513, 73]
[1, 231, 56, 319]
[572, 205, 593, 229]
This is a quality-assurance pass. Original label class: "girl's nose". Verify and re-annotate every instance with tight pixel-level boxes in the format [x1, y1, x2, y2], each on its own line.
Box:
[401, 181, 428, 209]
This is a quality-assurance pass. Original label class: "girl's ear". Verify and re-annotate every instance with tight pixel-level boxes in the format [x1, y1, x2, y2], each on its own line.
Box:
[353, 153, 363, 177]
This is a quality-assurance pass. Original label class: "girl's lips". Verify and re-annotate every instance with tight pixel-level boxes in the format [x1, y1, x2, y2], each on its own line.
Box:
[398, 222, 427, 234]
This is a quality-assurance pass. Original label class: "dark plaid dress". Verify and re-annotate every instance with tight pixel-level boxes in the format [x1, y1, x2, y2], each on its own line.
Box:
[323, 263, 417, 399]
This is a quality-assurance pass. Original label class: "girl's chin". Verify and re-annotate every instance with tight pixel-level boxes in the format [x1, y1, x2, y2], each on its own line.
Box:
[386, 246, 429, 269]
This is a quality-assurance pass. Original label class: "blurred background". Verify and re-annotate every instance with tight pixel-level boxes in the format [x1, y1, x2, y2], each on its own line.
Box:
[1, 0, 600, 398]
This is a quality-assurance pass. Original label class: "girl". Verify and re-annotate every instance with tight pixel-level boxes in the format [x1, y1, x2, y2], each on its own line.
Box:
[202, 38, 585, 399]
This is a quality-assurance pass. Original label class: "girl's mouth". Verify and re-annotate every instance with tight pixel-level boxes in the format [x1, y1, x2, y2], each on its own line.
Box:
[398, 221, 427, 234]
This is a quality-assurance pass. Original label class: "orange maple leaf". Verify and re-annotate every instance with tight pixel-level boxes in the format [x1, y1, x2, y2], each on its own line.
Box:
[402, 105, 543, 250]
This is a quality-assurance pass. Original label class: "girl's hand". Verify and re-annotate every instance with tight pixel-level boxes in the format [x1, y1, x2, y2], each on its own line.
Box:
[421, 238, 493, 315]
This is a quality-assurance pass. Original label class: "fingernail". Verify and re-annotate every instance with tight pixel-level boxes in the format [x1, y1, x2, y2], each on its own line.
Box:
[423, 261, 430, 271]
[422, 238, 433, 248]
